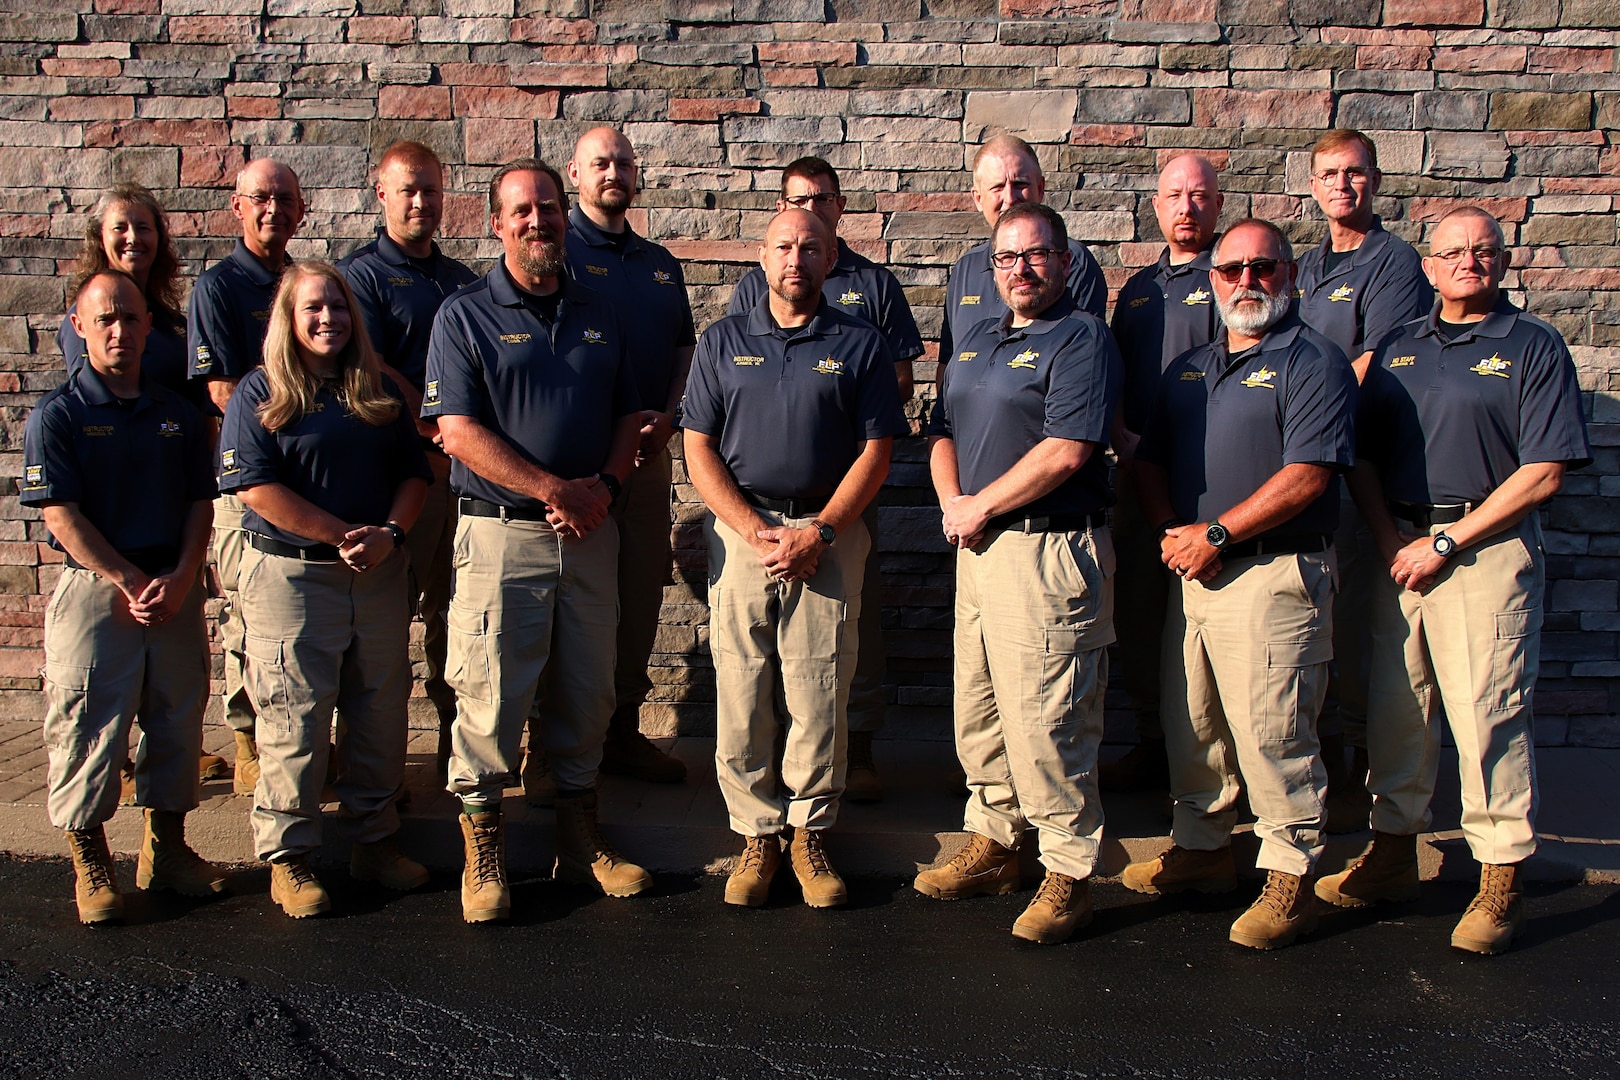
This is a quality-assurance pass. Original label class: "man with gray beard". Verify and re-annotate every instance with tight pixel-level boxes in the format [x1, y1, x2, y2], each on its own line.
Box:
[1119, 219, 1356, 951]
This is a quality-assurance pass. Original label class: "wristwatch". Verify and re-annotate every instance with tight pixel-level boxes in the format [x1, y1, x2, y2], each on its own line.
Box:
[1432, 532, 1457, 558]
[383, 521, 406, 548]
[809, 518, 836, 545]
[1205, 521, 1231, 550]
[596, 472, 623, 501]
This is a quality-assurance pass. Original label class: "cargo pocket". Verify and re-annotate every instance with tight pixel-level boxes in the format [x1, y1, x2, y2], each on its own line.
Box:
[244, 633, 293, 733]
[41, 660, 92, 751]
[444, 604, 494, 705]
[1037, 626, 1107, 728]
[1257, 635, 1333, 746]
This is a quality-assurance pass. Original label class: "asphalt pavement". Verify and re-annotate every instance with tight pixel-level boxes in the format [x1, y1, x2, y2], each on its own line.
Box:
[0, 854, 1615, 1080]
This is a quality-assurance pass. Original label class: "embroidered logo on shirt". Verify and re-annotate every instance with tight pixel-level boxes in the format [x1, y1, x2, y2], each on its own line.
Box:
[220, 448, 238, 474]
[960, 295, 981, 306]
[23, 464, 43, 490]
[157, 419, 183, 437]
[1183, 288, 1211, 306]
[1129, 296, 1152, 308]
[587, 265, 610, 276]
[194, 345, 213, 370]
[1390, 355, 1416, 368]
[1329, 283, 1355, 303]
[1240, 366, 1278, 389]
[1179, 371, 1206, 381]
[499, 333, 532, 344]
[1470, 353, 1513, 378]
[956, 351, 977, 363]
[1292, 288, 1304, 299]
[424, 380, 439, 405]
[253, 309, 271, 322]
[583, 327, 605, 344]
[387, 276, 415, 287]
[838, 290, 865, 307]
[813, 356, 846, 375]
[732, 355, 765, 367]
[82, 426, 114, 436]
[1008, 350, 1038, 370]
[653, 270, 674, 285]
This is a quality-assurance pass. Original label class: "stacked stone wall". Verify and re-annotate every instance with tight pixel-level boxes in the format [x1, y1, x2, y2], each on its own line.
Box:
[1, 0, 1616, 744]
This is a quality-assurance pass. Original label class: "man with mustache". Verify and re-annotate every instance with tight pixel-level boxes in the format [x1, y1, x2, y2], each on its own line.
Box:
[423, 159, 647, 923]
[1104, 153, 1224, 795]
[684, 208, 906, 909]
[1121, 219, 1356, 950]
[338, 141, 479, 782]
[1297, 129, 1433, 833]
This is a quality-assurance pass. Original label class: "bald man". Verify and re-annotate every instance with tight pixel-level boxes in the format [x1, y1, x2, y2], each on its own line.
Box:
[187, 157, 306, 794]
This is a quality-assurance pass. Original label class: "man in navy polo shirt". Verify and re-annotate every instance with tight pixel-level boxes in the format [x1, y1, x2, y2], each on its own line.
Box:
[915, 202, 1122, 945]
[684, 208, 906, 910]
[536, 126, 698, 790]
[24, 270, 229, 924]
[1317, 207, 1590, 955]
[1297, 129, 1433, 833]
[726, 155, 925, 803]
[339, 140, 478, 781]
[1104, 153, 1224, 795]
[1121, 219, 1356, 951]
[940, 135, 1107, 361]
[187, 157, 306, 796]
[423, 158, 646, 923]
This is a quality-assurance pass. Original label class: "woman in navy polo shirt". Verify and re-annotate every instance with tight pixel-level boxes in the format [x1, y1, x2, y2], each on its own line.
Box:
[219, 262, 432, 919]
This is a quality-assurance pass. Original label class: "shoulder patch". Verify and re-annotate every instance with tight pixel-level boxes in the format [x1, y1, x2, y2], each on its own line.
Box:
[22, 464, 43, 490]
[424, 380, 440, 405]
[220, 448, 238, 474]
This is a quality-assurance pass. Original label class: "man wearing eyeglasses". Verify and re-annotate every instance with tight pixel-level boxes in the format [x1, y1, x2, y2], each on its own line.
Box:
[1318, 207, 1589, 955]
[187, 158, 307, 796]
[1298, 129, 1433, 834]
[1121, 218, 1356, 951]
[915, 202, 1121, 945]
[1104, 153, 1225, 795]
[727, 157, 923, 802]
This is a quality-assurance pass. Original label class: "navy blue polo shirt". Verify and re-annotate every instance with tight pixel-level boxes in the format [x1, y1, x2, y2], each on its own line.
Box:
[682, 295, 908, 501]
[1297, 221, 1432, 361]
[1137, 314, 1357, 539]
[21, 366, 216, 557]
[727, 238, 925, 363]
[928, 295, 1122, 517]
[338, 229, 478, 395]
[59, 304, 190, 396]
[187, 240, 286, 399]
[1359, 296, 1591, 505]
[216, 368, 431, 547]
[566, 207, 698, 410]
[422, 264, 640, 511]
[1111, 244, 1220, 435]
[940, 238, 1107, 359]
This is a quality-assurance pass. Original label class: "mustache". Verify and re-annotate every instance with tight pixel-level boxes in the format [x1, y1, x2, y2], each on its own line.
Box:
[1227, 287, 1269, 303]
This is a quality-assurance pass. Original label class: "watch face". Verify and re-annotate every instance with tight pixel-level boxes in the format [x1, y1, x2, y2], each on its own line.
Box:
[1433, 533, 1455, 557]
[817, 523, 836, 544]
[1206, 522, 1229, 548]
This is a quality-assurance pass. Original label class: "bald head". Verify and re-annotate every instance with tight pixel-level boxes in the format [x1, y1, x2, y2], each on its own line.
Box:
[1154, 154, 1223, 259]
[231, 158, 305, 263]
[971, 136, 1046, 229]
[71, 270, 150, 378]
[760, 207, 835, 310]
[569, 126, 637, 226]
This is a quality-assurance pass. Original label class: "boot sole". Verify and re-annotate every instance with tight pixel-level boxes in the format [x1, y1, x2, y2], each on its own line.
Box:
[78, 904, 124, 925]
[913, 876, 1020, 901]
[462, 903, 510, 924]
[555, 862, 652, 898]
[723, 883, 770, 907]
[1012, 912, 1091, 945]
[272, 892, 332, 919]
[1451, 925, 1519, 955]
[802, 891, 847, 909]
[136, 871, 229, 897]
[200, 761, 230, 781]
[1315, 882, 1420, 909]
[1230, 915, 1317, 950]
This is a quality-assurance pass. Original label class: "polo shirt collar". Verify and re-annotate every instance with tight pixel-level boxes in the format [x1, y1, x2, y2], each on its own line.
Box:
[569, 206, 644, 256]
[228, 239, 283, 287]
[1311, 217, 1391, 273]
[1161, 239, 1217, 279]
[70, 365, 151, 412]
[374, 228, 443, 268]
[1415, 292, 1520, 344]
[1216, 311, 1305, 368]
[489, 259, 573, 309]
[997, 293, 1077, 339]
[744, 292, 836, 340]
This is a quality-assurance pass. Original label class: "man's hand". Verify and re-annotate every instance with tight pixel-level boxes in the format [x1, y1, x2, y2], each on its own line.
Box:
[1389, 533, 1447, 593]
[756, 525, 823, 582]
[636, 409, 676, 465]
[941, 493, 991, 551]
[417, 416, 443, 446]
[544, 476, 612, 538]
[1161, 523, 1223, 583]
[127, 573, 178, 625]
[339, 525, 395, 574]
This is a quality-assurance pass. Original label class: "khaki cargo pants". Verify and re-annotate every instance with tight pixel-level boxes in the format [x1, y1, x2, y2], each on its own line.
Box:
[211, 493, 257, 737]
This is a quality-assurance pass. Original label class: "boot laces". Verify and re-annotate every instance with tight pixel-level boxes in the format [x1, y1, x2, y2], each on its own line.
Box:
[740, 837, 774, 873]
[71, 833, 114, 891]
[1256, 871, 1300, 917]
[469, 822, 504, 885]
[798, 831, 832, 873]
[281, 859, 318, 888]
[573, 808, 626, 867]
[1466, 865, 1516, 919]
[1034, 872, 1073, 908]
[949, 834, 992, 871]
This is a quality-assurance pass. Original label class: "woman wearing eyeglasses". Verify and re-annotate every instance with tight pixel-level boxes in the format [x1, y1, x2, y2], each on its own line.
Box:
[218, 261, 432, 918]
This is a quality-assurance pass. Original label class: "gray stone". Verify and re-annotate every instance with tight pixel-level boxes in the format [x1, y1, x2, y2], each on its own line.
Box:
[850, 89, 964, 118]
[638, 43, 755, 66]
[1336, 93, 1414, 130]
[1423, 131, 1511, 179]
[1289, 0, 1378, 25]
[962, 89, 1076, 143]
[246, 144, 371, 188]
[722, 115, 844, 143]
[1072, 87, 1191, 125]
[1108, 22, 1224, 44]
[732, 0, 827, 19]
[561, 90, 670, 122]
[1414, 90, 1488, 130]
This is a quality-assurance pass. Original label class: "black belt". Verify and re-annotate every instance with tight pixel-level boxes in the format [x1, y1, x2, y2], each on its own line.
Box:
[989, 510, 1108, 534]
[247, 532, 341, 562]
[1221, 534, 1331, 559]
[459, 497, 551, 522]
[1388, 500, 1469, 528]
[64, 546, 178, 575]
[742, 491, 829, 518]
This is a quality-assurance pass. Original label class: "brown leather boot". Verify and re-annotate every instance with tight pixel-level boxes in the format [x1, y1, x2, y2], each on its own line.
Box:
[724, 835, 781, 907]
[913, 833, 1019, 900]
[66, 826, 123, 925]
[232, 730, 260, 796]
[1012, 871, 1092, 944]
[789, 827, 847, 908]
[137, 810, 229, 896]
[350, 834, 430, 892]
[1230, 870, 1318, 950]
[1451, 862, 1524, 955]
[1316, 831, 1420, 908]
[844, 731, 882, 804]
[269, 855, 331, 918]
[460, 809, 510, 923]
[1121, 844, 1237, 895]
[553, 791, 652, 897]
[521, 747, 556, 809]
[200, 752, 229, 781]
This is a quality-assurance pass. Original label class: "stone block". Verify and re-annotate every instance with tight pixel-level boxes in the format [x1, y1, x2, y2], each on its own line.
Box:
[0, 120, 81, 147]
[1073, 86, 1190, 125]
[446, 0, 516, 13]
[266, 0, 356, 12]
[1109, 21, 1223, 43]
[417, 17, 511, 43]
[1336, 93, 1415, 130]
[732, 0, 826, 19]
[453, 84, 560, 118]
[1562, 0, 1620, 27]
[510, 63, 608, 87]
[621, 120, 725, 167]
[1489, 91, 1593, 131]
[0, 276, 63, 318]
[1522, 215, 1617, 246]
[0, 13, 78, 40]
[846, 116, 960, 143]
[1193, 88, 1333, 128]
[1289, 0, 1377, 26]
[1423, 131, 1511, 179]
[850, 89, 965, 118]
[962, 89, 1076, 142]
[722, 114, 843, 143]
[563, 90, 671, 121]
[382, 84, 453, 119]
[1414, 89, 1488, 130]
[1385, 0, 1484, 25]
[180, 145, 246, 188]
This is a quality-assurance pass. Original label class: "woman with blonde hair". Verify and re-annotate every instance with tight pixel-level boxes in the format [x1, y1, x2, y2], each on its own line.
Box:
[218, 261, 432, 918]
[59, 184, 190, 392]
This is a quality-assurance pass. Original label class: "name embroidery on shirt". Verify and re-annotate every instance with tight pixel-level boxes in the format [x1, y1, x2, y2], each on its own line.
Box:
[1129, 296, 1152, 308]
[23, 465, 43, 490]
[583, 328, 605, 344]
[732, 355, 765, 367]
[960, 295, 981, 306]
[653, 270, 674, 285]
[157, 419, 183, 437]
[956, 351, 977, 362]
[1179, 371, 1206, 381]
[82, 426, 114, 436]
[1389, 356, 1416, 368]
[1240, 366, 1278, 389]
[253, 309, 271, 322]
[1329, 283, 1355, 303]
[587, 265, 610, 276]
[387, 276, 415, 287]
[1183, 289, 1211, 306]
[220, 448, 238, 474]
[813, 357, 846, 375]
[1008, 350, 1038, 370]
[838, 290, 865, 307]
[1471, 353, 1513, 378]
[499, 333, 532, 344]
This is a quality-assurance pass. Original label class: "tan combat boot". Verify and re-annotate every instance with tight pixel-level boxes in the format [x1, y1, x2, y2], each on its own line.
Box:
[1012, 871, 1092, 944]
[460, 809, 510, 923]
[844, 731, 882, 804]
[1121, 844, 1238, 895]
[1451, 862, 1524, 955]
[66, 826, 123, 925]
[200, 752, 229, 781]
[553, 791, 652, 897]
[724, 835, 781, 907]
[119, 760, 136, 806]
[600, 708, 687, 784]
[789, 827, 847, 908]
[232, 731, 260, 796]
[350, 835, 430, 892]
[1230, 870, 1318, 950]
[521, 747, 556, 809]
[1316, 831, 1420, 908]
[269, 856, 331, 918]
[913, 833, 1020, 900]
[137, 810, 229, 896]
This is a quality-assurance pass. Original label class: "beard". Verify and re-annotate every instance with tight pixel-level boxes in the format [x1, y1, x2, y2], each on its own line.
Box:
[1216, 286, 1291, 338]
[393, 215, 437, 243]
[585, 185, 632, 215]
[515, 230, 566, 278]
[1002, 272, 1066, 321]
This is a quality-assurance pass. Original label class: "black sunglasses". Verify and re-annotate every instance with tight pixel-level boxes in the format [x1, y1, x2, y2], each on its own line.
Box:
[1211, 258, 1289, 284]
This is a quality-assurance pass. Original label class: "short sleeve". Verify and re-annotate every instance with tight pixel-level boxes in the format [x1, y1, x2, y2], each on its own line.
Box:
[187, 272, 236, 381]
[20, 396, 81, 506]
[874, 269, 925, 362]
[383, 376, 434, 486]
[421, 299, 482, 419]
[340, 260, 395, 368]
[1068, 241, 1108, 320]
[1516, 328, 1592, 470]
[216, 372, 283, 493]
[669, 259, 697, 348]
[1358, 246, 1433, 357]
[1043, 319, 1122, 446]
[179, 399, 220, 503]
[1280, 345, 1357, 470]
[678, 328, 727, 438]
[853, 334, 907, 440]
[926, 357, 954, 439]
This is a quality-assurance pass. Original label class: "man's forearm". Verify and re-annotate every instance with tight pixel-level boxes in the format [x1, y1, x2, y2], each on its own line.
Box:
[819, 438, 892, 535]
[929, 436, 962, 506]
[437, 415, 567, 505]
[1446, 462, 1563, 551]
[41, 504, 145, 592]
[969, 437, 1092, 520]
[235, 483, 351, 547]
[1217, 462, 1333, 542]
[604, 412, 640, 482]
[387, 477, 429, 534]
[685, 431, 768, 543]
[206, 376, 239, 416]
[662, 346, 695, 416]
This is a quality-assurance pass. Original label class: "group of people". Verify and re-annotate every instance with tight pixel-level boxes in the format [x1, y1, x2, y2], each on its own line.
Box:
[25, 122, 1588, 958]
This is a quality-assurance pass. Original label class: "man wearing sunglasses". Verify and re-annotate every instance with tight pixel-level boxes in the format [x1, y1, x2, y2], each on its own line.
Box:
[1298, 129, 1433, 834]
[1319, 207, 1589, 954]
[727, 156, 924, 804]
[916, 202, 1122, 945]
[1105, 153, 1225, 796]
[1122, 218, 1356, 951]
